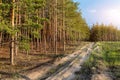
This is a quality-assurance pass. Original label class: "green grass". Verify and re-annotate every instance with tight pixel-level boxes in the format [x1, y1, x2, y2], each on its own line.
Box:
[99, 42, 120, 80]
[101, 42, 120, 66]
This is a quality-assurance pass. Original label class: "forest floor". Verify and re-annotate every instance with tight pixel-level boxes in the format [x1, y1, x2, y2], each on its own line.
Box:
[0, 42, 88, 79]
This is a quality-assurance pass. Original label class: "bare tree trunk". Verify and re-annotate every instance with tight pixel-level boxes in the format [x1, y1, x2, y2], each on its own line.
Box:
[10, 0, 15, 65]
[0, 32, 2, 47]
[62, 0, 65, 51]
[42, 7, 47, 54]
[36, 10, 40, 51]
[54, 0, 58, 54]
[15, 2, 18, 56]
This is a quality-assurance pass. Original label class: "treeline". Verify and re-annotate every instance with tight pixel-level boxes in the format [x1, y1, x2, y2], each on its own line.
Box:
[0, 0, 89, 65]
[90, 24, 120, 41]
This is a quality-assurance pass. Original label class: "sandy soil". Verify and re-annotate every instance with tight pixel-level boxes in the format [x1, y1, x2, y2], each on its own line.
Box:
[45, 43, 94, 80]
[91, 73, 112, 80]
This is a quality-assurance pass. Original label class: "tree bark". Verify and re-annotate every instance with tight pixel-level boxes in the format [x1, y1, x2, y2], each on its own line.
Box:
[54, 0, 58, 54]
[10, 0, 15, 65]
[62, 0, 66, 51]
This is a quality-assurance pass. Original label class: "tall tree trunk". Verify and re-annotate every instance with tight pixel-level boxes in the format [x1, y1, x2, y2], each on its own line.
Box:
[36, 9, 39, 51]
[54, 0, 57, 54]
[10, 0, 15, 65]
[62, 0, 65, 51]
[15, 1, 18, 56]
[42, 7, 47, 54]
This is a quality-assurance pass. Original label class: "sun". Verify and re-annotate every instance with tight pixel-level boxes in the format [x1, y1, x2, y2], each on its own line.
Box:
[107, 9, 120, 20]
[105, 9, 120, 26]
[107, 9, 120, 18]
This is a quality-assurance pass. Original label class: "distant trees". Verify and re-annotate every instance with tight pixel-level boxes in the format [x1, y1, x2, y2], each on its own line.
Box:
[90, 23, 120, 41]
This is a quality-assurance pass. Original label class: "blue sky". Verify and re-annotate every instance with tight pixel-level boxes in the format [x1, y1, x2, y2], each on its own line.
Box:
[74, 0, 120, 29]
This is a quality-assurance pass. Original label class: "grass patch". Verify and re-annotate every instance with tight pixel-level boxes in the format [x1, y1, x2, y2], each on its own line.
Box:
[100, 42, 120, 80]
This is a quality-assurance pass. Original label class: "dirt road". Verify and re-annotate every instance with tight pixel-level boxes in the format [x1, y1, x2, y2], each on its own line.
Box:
[18, 43, 94, 80]
[45, 43, 94, 80]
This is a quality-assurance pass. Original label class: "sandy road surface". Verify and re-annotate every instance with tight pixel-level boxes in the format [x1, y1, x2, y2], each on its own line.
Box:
[46, 43, 94, 80]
